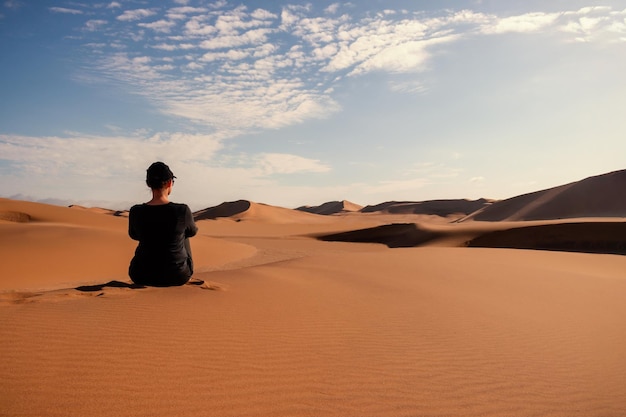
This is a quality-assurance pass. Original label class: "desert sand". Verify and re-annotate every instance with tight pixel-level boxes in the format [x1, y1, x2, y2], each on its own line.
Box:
[1, 185, 626, 416]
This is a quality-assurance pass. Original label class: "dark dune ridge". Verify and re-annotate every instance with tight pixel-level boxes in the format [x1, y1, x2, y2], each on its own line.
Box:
[467, 222, 626, 255]
[194, 199, 251, 220]
[318, 221, 626, 255]
[463, 169, 626, 221]
[296, 200, 362, 215]
[319, 223, 444, 248]
[361, 199, 491, 216]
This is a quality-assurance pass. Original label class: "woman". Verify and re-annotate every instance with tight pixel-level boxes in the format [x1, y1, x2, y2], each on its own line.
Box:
[128, 161, 198, 286]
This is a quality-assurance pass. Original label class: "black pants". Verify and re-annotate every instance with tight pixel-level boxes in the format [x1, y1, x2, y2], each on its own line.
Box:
[129, 239, 194, 287]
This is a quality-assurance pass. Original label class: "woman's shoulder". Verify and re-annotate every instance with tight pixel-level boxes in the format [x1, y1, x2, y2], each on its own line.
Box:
[129, 202, 190, 214]
[129, 203, 145, 212]
[169, 202, 192, 212]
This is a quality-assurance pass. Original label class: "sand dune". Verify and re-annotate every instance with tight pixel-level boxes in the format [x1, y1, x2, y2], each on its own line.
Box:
[0, 199, 255, 290]
[194, 199, 335, 224]
[2, 187, 626, 416]
[319, 223, 443, 248]
[296, 200, 363, 215]
[464, 169, 626, 221]
[69, 204, 129, 217]
[319, 218, 626, 255]
[361, 198, 490, 218]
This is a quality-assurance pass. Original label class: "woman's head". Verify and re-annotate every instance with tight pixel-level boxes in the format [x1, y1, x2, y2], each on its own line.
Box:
[146, 161, 176, 190]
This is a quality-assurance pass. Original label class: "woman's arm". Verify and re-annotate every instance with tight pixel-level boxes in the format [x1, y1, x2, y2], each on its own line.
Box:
[184, 205, 198, 238]
[128, 206, 140, 241]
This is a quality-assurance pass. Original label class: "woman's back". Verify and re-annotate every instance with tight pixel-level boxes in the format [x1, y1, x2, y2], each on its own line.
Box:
[128, 162, 198, 286]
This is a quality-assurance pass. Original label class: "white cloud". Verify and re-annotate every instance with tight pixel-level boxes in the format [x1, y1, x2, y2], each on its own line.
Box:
[184, 15, 218, 36]
[117, 9, 156, 22]
[388, 79, 427, 94]
[251, 9, 277, 20]
[364, 177, 430, 194]
[280, 5, 309, 29]
[200, 28, 274, 49]
[0, 132, 224, 177]
[256, 153, 331, 175]
[79, 4, 626, 141]
[167, 6, 208, 20]
[169, 6, 207, 14]
[158, 76, 341, 131]
[200, 49, 250, 62]
[152, 43, 178, 51]
[5, 3, 626, 209]
[0, 131, 227, 207]
[349, 39, 433, 75]
[483, 12, 560, 34]
[187, 62, 203, 70]
[49, 7, 83, 15]
[138, 19, 176, 33]
[84, 19, 108, 32]
[4, 0, 23, 10]
[0, 133, 335, 210]
[325, 3, 340, 15]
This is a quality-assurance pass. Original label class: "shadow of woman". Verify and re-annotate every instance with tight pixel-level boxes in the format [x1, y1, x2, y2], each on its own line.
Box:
[75, 281, 146, 292]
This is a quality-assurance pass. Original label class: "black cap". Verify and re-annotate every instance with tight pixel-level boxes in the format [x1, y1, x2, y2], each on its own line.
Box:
[146, 161, 176, 189]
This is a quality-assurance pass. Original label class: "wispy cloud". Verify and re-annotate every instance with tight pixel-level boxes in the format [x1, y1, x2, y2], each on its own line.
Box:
[0, 132, 224, 177]
[7, 3, 626, 208]
[74, 4, 626, 140]
[117, 9, 156, 22]
[138, 19, 176, 33]
[364, 177, 431, 195]
[257, 153, 331, 175]
[84, 19, 107, 32]
[0, 132, 332, 208]
[4, 0, 23, 10]
[49, 7, 83, 15]
[483, 12, 560, 34]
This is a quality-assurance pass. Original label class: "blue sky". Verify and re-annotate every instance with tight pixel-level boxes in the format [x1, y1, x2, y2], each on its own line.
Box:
[1, 0, 625, 210]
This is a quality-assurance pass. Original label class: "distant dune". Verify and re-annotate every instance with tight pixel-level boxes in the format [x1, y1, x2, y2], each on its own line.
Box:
[69, 204, 128, 217]
[463, 169, 626, 221]
[194, 200, 253, 220]
[194, 199, 332, 224]
[319, 219, 626, 255]
[296, 200, 363, 215]
[361, 199, 491, 217]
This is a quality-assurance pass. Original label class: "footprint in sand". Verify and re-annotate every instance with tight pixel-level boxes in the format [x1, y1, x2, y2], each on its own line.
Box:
[0, 279, 224, 305]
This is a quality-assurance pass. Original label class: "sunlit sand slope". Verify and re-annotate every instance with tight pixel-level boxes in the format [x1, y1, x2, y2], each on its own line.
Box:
[464, 169, 626, 221]
[1, 247, 625, 416]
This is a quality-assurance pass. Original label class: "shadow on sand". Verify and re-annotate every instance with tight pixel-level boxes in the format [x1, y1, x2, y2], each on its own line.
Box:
[75, 280, 147, 292]
[75, 279, 206, 292]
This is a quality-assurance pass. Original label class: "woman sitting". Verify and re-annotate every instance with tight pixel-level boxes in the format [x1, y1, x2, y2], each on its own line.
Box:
[128, 162, 198, 286]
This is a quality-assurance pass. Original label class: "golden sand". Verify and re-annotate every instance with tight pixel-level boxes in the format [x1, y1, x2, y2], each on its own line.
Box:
[1, 197, 625, 416]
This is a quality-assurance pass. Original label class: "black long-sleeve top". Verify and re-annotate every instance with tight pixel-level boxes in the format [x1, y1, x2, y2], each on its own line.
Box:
[128, 202, 198, 283]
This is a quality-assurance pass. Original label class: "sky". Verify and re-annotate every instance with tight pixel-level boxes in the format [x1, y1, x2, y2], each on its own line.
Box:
[1, 0, 625, 210]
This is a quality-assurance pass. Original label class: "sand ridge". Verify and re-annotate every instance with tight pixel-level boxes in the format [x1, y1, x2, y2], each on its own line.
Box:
[465, 169, 626, 221]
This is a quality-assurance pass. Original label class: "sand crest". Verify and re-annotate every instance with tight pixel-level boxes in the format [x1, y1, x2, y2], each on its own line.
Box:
[465, 169, 626, 221]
